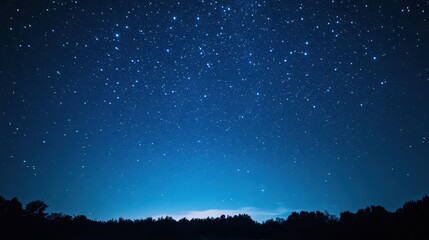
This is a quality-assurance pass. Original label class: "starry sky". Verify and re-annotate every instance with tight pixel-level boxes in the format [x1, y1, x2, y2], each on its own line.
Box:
[1, 0, 429, 222]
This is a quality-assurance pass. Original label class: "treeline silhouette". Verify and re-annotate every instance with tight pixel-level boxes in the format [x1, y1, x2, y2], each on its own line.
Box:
[1, 195, 428, 239]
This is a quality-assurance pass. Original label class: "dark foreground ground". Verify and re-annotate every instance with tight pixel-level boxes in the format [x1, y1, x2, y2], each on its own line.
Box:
[1, 195, 428, 239]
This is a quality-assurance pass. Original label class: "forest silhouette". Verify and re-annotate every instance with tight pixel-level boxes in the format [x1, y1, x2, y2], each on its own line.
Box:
[1, 195, 428, 239]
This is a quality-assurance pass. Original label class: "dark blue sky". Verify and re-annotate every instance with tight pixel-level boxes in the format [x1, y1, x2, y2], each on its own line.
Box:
[1, 0, 428, 221]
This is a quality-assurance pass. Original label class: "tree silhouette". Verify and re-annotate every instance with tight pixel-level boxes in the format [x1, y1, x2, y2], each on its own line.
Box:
[0, 195, 428, 239]
[25, 200, 48, 218]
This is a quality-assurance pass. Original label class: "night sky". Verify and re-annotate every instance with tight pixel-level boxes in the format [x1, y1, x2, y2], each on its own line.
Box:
[1, 0, 429, 222]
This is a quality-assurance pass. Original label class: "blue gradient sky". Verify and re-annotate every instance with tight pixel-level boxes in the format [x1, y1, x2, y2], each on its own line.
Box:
[1, 0, 428, 222]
